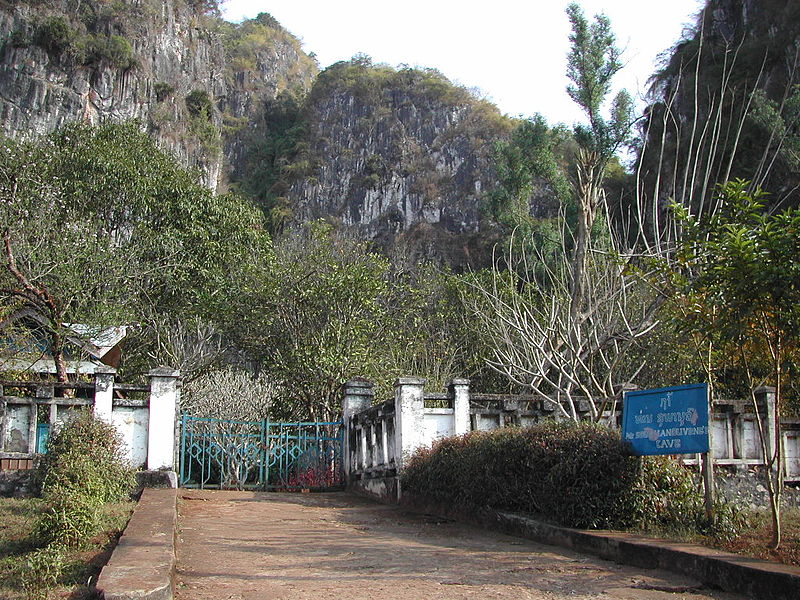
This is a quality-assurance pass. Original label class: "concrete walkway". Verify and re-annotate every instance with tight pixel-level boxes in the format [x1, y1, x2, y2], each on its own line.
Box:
[174, 490, 746, 600]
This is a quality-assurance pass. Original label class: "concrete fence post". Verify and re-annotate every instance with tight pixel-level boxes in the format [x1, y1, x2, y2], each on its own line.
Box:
[754, 386, 777, 466]
[450, 378, 470, 436]
[147, 368, 181, 471]
[394, 377, 426, 471]
[342, 378, 374, 479]
[93, 366, 116, 424]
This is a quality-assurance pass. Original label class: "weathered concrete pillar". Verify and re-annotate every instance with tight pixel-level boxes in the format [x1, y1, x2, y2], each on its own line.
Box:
[343, 378, 374, 420]
[93, 366, 116, 424]
[342, 378, 374, 478]
[147, 368, 180, 471]
[754, 386, 777, 464]
[450, 378, 471, 436]
[394, 377, 426, 471]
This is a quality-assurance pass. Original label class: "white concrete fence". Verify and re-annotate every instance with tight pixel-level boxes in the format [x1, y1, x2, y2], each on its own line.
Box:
[343, 378, 800, 501]
[0, 367, 180, 472]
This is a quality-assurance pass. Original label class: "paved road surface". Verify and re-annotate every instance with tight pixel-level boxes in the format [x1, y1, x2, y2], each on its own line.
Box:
[175, 490, 747, 600]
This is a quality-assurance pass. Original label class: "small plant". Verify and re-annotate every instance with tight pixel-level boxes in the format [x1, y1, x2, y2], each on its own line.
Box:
[17, 544, 67, 600]
[35, 488, 97, 548]
[285, 464, 339, 489]
[154, 81, 175, 102]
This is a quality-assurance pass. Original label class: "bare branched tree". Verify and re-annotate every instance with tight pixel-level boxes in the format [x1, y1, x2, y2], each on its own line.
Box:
[464, 225, 659, 422]
[144, 314, 224, 383]
[181, 368, 277, 489]
[181, 368, 275, 421]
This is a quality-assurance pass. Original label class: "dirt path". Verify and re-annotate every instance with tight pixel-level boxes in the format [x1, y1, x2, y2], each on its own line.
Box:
[175, 490, 746, 600]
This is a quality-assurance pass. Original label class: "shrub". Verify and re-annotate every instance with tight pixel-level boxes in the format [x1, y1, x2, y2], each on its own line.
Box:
[34, 16, 74, 55]
[626, 454, 702, 530]
[35, 412, 134, 547]
[87, 34, 136, 69]
[185, 89, 214, 119]
[34, 489, 96, 548]
[9, 28, 31, 48]
[17, 544, 67, 600]
[38, 412, 134, 506]
[154, 81, 175, 102]
[401, 422, 707, 531]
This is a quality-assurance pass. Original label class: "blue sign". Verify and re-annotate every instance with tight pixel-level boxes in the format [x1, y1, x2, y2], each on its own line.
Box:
[622, 383, 709, 456]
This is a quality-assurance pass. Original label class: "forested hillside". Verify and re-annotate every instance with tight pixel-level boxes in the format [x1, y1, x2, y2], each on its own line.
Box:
[2, 0, 799, 419]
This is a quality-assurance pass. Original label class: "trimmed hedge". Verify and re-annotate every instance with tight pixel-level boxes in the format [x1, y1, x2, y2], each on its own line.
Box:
[401, 422, 704, 530]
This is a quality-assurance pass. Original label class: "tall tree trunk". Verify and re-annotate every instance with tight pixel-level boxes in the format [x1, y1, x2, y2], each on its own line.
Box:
[570, 149, 602, 322]
[51, 328, 69, 384]
[770, 339, 784, 549]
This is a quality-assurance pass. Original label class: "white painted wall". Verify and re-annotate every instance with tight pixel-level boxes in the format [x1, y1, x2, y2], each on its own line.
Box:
[786, 431, 800, 480]
[5, 405, 30, 452]
[422, 409, 455, 442]
[112, 407, 149, 468]
[475, 414, 500, 431]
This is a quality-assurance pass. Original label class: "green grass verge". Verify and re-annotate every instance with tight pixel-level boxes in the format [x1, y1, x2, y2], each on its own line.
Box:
[0, 497, 134, 600]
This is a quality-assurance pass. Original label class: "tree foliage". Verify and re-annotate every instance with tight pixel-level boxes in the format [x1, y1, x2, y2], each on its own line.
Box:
[0, 121, 269, 380]
[669, 179, 800, 548]
[231, 223, 389, 421]
[566, 3, 632, 158]
[489, 115, 572, 235]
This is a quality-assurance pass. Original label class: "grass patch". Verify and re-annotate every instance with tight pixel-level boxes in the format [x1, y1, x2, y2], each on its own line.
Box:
[628, 504, 800, 568]
[0, 497, 134, 600]
[714, 507, 800, 567]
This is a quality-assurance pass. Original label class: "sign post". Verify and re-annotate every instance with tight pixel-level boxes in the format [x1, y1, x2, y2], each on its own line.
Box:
[623, 383, 713, 517]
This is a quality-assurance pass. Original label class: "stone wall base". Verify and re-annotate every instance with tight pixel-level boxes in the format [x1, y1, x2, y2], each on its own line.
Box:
[0, 469, 36, 497]
[348, 476, 399, 504]
[714, 466, 800, 508]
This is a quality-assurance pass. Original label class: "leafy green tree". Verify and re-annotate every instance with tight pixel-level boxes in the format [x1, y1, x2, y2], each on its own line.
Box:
[490, 115, 571, 233]
[233, 222, 390, 421]
[671, 179, 800, 548]
[379, 263, 483, 396]
[0, 121, 268, 381]
[564, 2, 633, 319]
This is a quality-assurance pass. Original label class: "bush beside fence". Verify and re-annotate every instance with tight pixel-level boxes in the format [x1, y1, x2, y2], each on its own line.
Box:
[401, 422, 709, 531]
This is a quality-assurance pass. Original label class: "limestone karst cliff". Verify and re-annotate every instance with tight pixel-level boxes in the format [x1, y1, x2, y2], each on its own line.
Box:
[237, 58, 513, 263]
[0, 1, 531, 268]
[640, 0, 800, 213]
[0, 2, 513, 264]
[0, 0, 317, 188]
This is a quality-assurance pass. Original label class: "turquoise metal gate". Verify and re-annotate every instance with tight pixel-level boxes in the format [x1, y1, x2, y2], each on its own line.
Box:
[179, 416, 344, 490]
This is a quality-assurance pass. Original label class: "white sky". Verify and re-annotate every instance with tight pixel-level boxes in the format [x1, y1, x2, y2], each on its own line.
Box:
[220, 0, 705, 126]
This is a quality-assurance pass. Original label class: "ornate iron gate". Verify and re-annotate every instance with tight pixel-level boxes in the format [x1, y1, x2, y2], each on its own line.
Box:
[179, 416, 344, 490]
